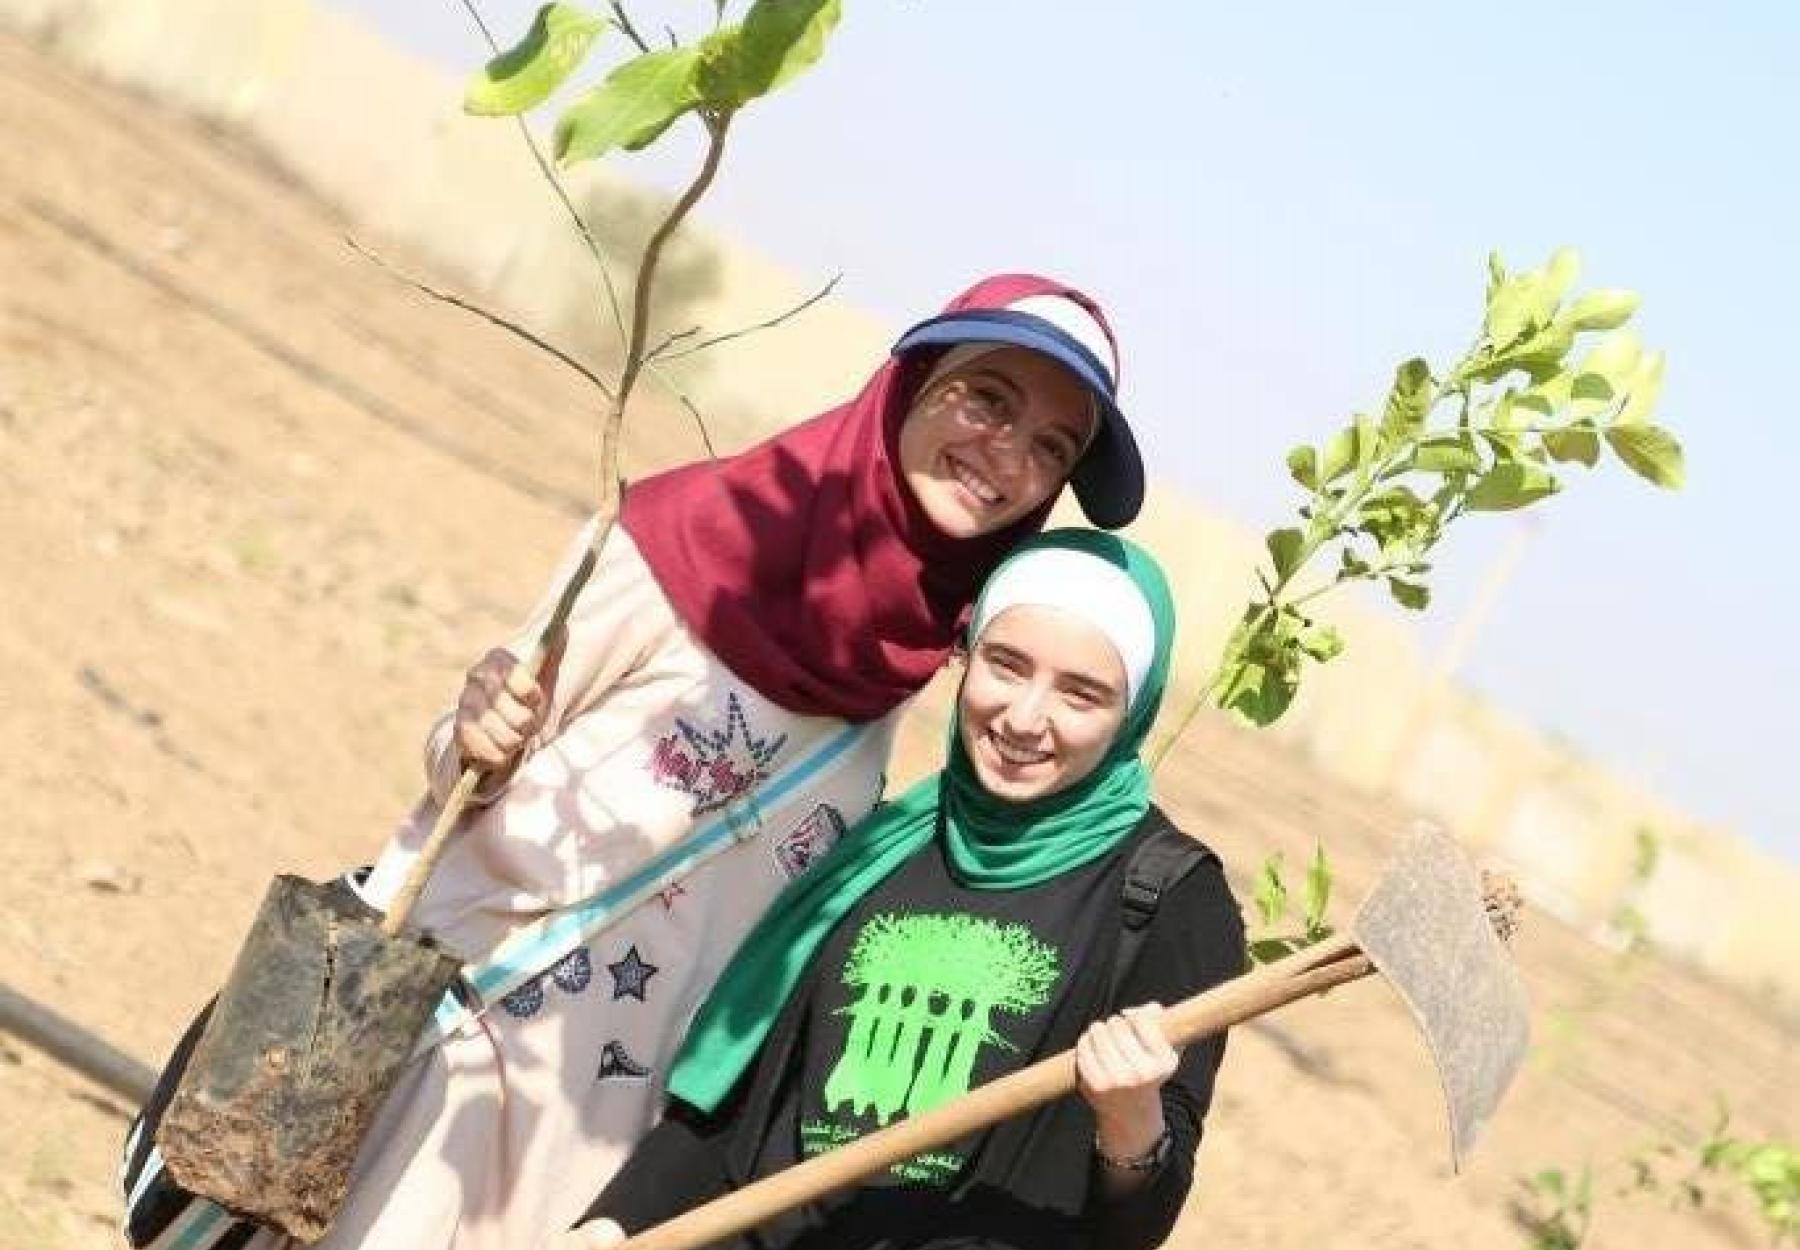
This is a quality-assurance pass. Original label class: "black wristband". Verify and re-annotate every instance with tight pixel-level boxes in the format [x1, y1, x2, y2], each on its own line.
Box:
[1094, 1126, 1172, 1172]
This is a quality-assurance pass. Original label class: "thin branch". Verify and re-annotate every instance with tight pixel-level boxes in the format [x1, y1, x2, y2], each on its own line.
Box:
[458, 0, 632, 355]
[649, 372, 720, 460]
[1147, 684, 1214, 775]
[610, 112, 733, 421]
[345, 236, 615, 400]
[608, 0, 653, 54]
[460, 0, 722, 457]
[456, 0, 497, 46]
[456, 0, 726, 470]
[654, 274, 841, 363]
[644, 322, 705, 362]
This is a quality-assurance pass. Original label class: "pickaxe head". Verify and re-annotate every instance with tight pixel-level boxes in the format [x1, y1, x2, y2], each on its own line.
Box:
[1351, 821, 1530, 1171]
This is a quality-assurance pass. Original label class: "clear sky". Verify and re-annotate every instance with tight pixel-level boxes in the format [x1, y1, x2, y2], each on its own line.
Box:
[333, 0, 1798, 864]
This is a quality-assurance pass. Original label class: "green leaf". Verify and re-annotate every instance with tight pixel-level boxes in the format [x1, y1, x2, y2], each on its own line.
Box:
[1580, 329, 1643, 386]
[1220, 658, 1300, 726]
[1286, 444, 1319, 490]
[1295, 621, 1344, 662]
[1509, 390, 1557, 425]
[1358, 485, 1434, 558]
[554, 47, 703, 164]
[465, 3, 609, 117]
[1213, 607, 1307, 726]
[1542, 421, 1601, 467]
[1569, 372, 1614, 403]
[1480, 427, 1529, 462]
[1567, 371, 1616, 423]
[1415, 434, 1482, 474]
[1465, 321, 1577, 385]
[1511, 322, 1577, 379]
[1466, 462, 1561, 510]
[1486, 279, 1536, 350]
[1302, 508, 1340, 548]
[1486, 257, 1566, 351]
[1486, 251, 1507, 301]
[1320, 426, 1356, 484]
[1303, 842, 1332, 932]
[1254, 853, 1289, 927]
[1605, 424, 1685, 488]
[1545, 247, 1581, 303]
[1615, 350, 1666, 426]
[698, 0, 842, 109]
[1379, 357, 1434, 446]
[1354, 412, 1379, 473]
[1525, 371, 1573, 411]
[1247, 936, 1304, 965]
[1265, 528, 1305, 581]
[1564, 288, 1640, 332]
[1387, 577, 1430, 610]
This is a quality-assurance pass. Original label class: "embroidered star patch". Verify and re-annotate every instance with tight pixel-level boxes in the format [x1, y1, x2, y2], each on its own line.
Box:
[607, 944, 659, 1001]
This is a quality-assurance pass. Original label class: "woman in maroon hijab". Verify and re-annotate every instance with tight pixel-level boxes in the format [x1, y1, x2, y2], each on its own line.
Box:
[123, 275, 1147, 1250]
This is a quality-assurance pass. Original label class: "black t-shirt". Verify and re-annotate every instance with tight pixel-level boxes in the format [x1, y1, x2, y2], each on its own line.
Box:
[796, 839, 1117, 1187]
[592, 808, 1247, 1250]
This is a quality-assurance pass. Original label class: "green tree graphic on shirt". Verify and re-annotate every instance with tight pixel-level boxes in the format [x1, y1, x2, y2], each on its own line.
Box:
[823, 912, 1060, 1126]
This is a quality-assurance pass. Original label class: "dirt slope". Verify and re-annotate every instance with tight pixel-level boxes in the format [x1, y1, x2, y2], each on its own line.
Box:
[0, 31, 1791, 1250]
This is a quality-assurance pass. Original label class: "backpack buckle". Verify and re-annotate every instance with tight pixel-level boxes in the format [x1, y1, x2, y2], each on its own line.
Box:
[1121, 874, 1160, 930]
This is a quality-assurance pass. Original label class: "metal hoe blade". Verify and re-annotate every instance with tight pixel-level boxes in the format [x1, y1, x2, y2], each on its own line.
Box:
[1351, 822, 1530, 1171]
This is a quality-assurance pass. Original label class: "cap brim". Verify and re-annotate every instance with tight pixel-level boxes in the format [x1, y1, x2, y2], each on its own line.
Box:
[893, 311, 1145, 529]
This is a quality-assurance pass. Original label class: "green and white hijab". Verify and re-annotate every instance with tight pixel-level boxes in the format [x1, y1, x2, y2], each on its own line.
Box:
[669, 528, 1177, 1112]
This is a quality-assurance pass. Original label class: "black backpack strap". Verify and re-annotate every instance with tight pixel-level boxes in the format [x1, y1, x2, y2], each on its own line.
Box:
[1109, 808, 1220, 1006]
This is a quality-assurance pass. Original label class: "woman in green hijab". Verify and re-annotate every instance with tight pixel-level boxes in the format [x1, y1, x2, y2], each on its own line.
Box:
[557, 530, 1246, 1250]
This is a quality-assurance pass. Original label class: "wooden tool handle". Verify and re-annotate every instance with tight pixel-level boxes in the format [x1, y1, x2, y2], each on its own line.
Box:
[380, 540, 603, 938]
[615, 935, 1373, 1250]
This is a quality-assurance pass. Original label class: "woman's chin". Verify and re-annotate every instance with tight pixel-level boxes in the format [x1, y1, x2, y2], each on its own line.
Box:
[971, 755, 1059, 803]
[914, 480, 1013, 539]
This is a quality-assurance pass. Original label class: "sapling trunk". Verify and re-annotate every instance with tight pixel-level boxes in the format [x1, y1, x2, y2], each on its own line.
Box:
[382, 109, 733, 938]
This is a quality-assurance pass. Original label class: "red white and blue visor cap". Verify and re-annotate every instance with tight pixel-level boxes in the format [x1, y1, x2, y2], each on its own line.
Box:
[892, 295, 1144, 529]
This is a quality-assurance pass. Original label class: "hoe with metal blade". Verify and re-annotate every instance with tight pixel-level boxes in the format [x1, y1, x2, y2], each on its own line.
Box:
[611, 821, 1530, 1250]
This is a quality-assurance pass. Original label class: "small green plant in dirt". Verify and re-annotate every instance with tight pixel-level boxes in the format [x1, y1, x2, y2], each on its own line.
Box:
[1621, 1099, 1800, 1245]
[1517, 1164, 1594, 1250]
[1734, 1144, 1800, 1244]
[1519, 1099, 1799, 1248]
[1150, 248, 1684, 760]
[1607, 824, 1661, 954]
[1245, 842, 1334, 965]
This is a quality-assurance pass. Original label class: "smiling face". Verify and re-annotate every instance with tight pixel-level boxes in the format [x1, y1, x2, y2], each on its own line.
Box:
[957, 604, 1129, 803]
[896, 347, 1096, 539]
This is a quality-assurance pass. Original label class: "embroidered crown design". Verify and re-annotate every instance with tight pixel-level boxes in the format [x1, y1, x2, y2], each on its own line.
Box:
[649, 691, 788, 815]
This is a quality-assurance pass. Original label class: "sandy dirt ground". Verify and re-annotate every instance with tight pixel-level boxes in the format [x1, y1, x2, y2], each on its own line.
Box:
[1, 31, 1794, 1250]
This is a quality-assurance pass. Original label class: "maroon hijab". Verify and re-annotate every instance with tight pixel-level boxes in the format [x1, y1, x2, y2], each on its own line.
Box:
[621, 274, 1120, 722]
